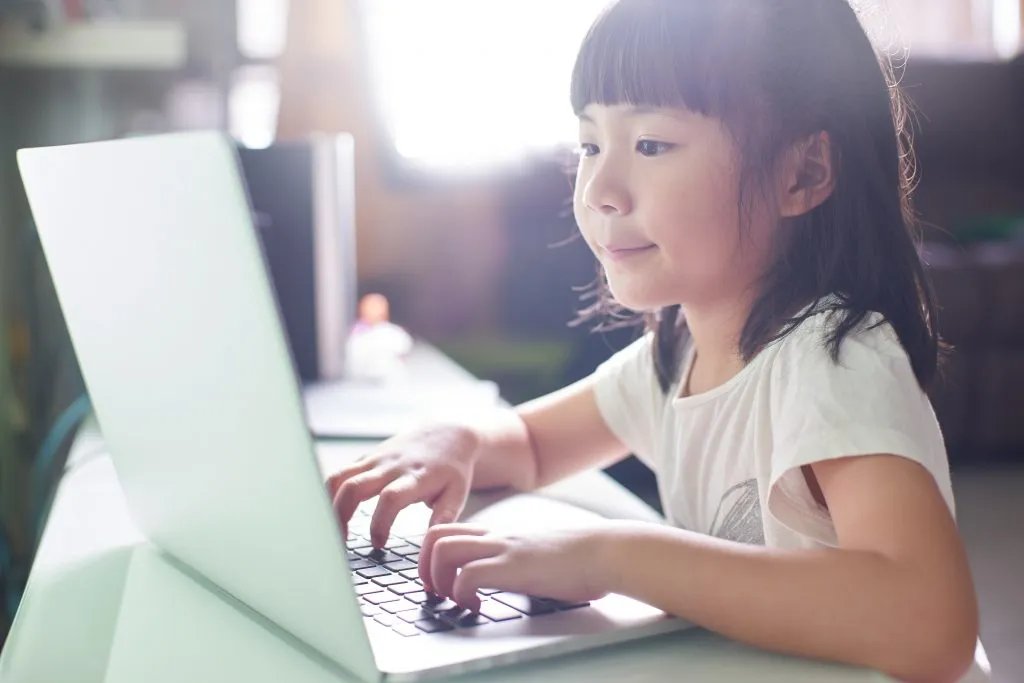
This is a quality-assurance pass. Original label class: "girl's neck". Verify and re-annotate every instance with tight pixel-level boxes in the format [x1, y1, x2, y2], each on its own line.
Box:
[680, 295, 752, 397]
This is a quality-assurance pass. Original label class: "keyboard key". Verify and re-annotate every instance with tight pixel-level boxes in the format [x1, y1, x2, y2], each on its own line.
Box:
[415, 617, 455, 634]
[388, 582, 423, 595]
[391, 622, 421, 637]
[477, 601, 523, 623]
[492, 593, 556, 615]
[356, 583, 384, 596]
[356, 566, 390, 579]
[436, 606, 469, 625]
[374, 613, 399, 627]
[350, 574, 368, 586]
[367, 549, 404, 565]
[383, 559, 418, 572]
[373, 574, 406, 587]
[452, 612, 490, 628]
[422, 596, 459, 613]
[381, 599, 420, 614]
[398, 608, 436, 624]
[360, 605, 383, 617]
[348, 559, 375, 571]
[404, 591, 431, 605]
[400, 570, 421, 581]
[389, 544, 420, 556]
[364, 592, 401, 605]
[346, 551, 362, 562]
[404, 535, 425, 546]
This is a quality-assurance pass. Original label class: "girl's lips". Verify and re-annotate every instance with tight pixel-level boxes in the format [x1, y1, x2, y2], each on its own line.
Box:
[601, 244, 658, 262]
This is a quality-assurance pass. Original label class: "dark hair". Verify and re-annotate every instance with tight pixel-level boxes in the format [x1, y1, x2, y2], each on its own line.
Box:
[569, 0, 944, 393]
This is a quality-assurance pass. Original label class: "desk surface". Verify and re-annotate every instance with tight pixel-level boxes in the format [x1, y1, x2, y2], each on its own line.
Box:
[0, 348, 990, 683]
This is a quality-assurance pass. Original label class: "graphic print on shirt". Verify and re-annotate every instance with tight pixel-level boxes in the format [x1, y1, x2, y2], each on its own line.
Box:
[709, 479, 765, 545]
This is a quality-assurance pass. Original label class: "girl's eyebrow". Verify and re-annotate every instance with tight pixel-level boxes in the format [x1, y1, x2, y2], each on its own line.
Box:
[578, 106, 690, 123]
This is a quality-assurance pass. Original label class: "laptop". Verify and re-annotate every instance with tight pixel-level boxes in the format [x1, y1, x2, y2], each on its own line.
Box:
[17, 131, 689, 682]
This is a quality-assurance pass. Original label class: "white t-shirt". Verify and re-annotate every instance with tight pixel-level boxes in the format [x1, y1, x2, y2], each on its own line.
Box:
[593, 308, 956, 549]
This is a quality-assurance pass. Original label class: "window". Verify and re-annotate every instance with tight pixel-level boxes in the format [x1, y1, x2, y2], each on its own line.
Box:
[361, 0, 608, 171]
[230, 0, 288, 149]
[229, 65, 280, 150]
[861, 0, 1021, 59]
[237, 0, 290, 61]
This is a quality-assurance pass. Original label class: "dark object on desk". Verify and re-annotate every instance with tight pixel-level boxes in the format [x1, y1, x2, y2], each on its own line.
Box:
[237, 134, 358, 383]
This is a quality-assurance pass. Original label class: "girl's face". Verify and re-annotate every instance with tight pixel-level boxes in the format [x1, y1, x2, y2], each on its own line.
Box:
[573, 104, 773, 312]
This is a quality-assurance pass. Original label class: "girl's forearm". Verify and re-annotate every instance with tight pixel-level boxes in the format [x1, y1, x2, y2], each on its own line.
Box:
[598, 522, 977, 683]
[463, 409, 540, 492]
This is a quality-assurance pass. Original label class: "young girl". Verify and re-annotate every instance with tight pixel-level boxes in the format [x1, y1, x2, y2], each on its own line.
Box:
[328, 1, 979, 681]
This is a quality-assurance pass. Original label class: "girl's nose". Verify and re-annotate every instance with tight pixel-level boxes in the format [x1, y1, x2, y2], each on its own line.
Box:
[582, 163, 632, 216]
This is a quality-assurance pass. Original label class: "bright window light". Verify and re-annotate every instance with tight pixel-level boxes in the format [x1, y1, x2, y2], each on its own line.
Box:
[238, 0, 290, 60]
[229, 66, 281, 150]
[362, 0, 608, 172]
[992, 0, 1022, 57]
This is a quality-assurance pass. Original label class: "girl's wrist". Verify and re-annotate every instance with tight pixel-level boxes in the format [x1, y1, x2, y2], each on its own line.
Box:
[589, 521, 643, 596]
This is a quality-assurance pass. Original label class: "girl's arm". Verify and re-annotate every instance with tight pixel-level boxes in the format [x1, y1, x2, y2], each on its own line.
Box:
[467, 375, 632, 492]
[331, 373, 631, 543]
[600, 454, 978, 683]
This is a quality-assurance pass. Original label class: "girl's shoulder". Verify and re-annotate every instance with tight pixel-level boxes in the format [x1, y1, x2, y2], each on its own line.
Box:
[771, 298, 905, 363]
[764, 301, 923, 405]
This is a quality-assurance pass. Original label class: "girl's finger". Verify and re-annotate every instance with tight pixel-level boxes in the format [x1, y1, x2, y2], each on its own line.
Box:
[427, 480, 470, 527]
[452, 558, 512, 611]
[326, 457, 378, 499]
[429, 535, 505, 600]
[417, 523, 489, 591]
[370, 474, 433, 548]
[333, 468, 398, 535]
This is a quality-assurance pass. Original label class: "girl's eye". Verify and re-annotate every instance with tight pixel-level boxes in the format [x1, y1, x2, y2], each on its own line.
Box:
[576, 143, 600, 158]
[637, 140, 675, 157]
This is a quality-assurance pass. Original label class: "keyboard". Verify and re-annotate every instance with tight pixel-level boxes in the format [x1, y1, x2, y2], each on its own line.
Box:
[347, 505, 589, 637]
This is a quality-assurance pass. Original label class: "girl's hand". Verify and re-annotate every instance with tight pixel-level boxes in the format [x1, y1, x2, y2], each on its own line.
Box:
[419, 523, 614, 611]
[326, 425, 481, 547]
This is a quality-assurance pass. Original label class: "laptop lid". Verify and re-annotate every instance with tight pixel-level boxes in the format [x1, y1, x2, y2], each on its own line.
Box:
[18, 131, 378, 683]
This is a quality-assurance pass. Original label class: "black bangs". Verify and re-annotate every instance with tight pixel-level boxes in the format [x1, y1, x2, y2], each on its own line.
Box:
[570, 0, 756, 119]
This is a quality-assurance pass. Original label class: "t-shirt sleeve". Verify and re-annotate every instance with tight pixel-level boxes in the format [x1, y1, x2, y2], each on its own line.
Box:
[767, 316, 955, 546]
[591, 334, 666, 471]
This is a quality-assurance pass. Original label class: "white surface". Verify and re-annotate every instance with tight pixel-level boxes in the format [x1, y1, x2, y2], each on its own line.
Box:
[304, 376, 501, 439]
[18, 132, 376, 683]
[0, 20, 187, 69]
[304, 343, 500, 439]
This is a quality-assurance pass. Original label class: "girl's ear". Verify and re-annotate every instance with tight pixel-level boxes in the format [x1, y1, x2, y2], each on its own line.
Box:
[777, 131, 835, 218]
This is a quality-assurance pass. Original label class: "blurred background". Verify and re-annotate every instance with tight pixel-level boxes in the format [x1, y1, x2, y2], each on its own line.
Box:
[0, 0, 1022, 674]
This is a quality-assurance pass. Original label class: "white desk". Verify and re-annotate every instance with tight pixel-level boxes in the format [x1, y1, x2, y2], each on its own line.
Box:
[0, 351, 991, 683]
